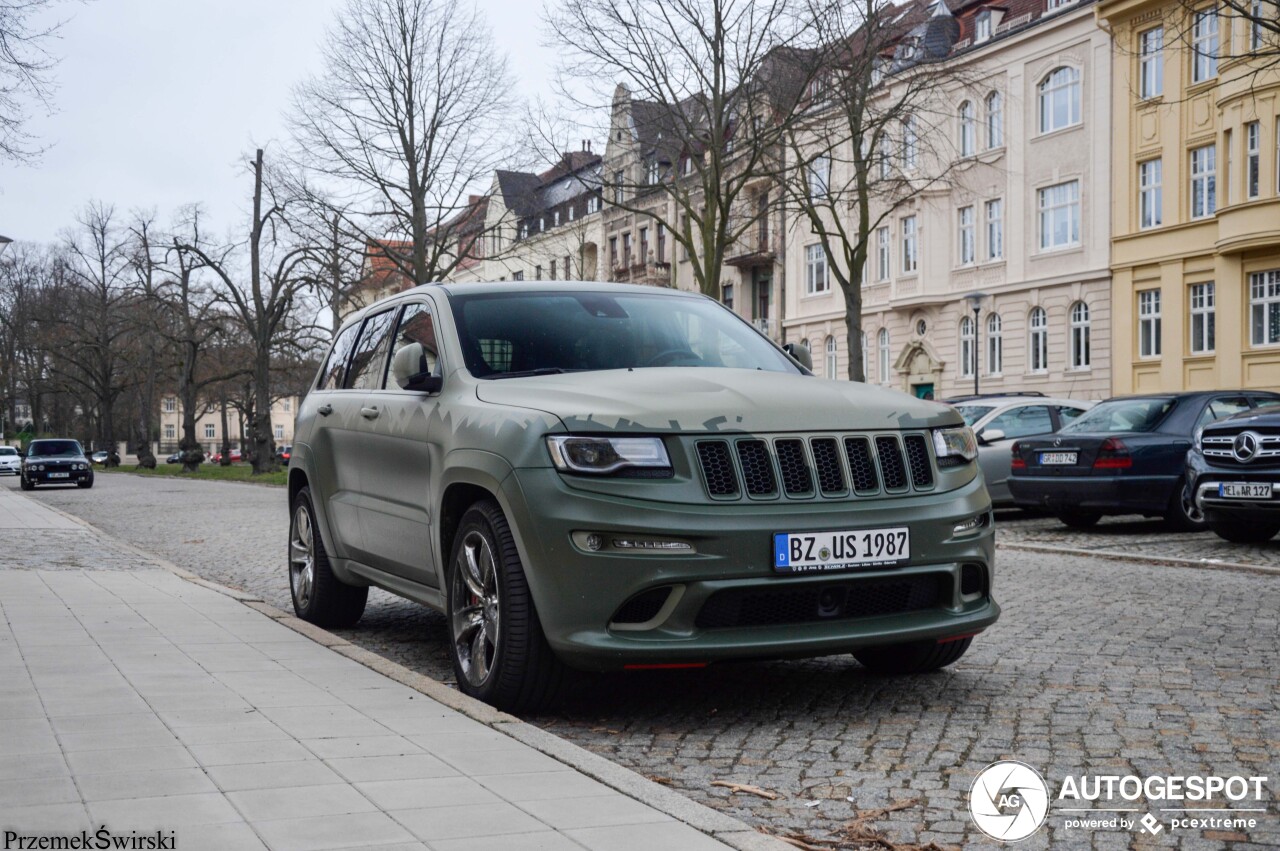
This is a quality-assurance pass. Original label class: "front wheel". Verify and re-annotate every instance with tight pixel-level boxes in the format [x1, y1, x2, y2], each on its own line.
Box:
[854, 637, 973, 674]
[447, 499, 566, 712]
[1212, 518, 1280, 543]
[288, 487, 367, 627]
[20, 476, 34, 491]
[77, 477, 94, 489]
[1165, 480, 1208, 532]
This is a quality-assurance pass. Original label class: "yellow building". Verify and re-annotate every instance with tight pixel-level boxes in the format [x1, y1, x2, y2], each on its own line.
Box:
[1100, 0, 1280, 393]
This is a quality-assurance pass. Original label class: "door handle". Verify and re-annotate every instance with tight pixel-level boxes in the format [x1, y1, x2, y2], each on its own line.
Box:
[361, 406, 380, 420]
[317, 404, 333, 416]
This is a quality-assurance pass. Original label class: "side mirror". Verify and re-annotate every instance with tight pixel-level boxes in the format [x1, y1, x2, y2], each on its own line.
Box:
[404, 372, 443, 394]
[978, 428, 1005, 445]
[783, 342, 813, 371]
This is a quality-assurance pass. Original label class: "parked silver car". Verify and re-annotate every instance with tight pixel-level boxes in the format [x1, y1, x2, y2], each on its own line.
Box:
[0, 446, 19, 475]
[948, 394, 1094, 506]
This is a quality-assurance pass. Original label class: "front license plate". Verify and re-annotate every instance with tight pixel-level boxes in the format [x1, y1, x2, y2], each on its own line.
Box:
[48, 472, 69, 478]
[1220, 482, 1272, 499]
[774, 527, 910, 574]
[1039, 452, 1078, 465]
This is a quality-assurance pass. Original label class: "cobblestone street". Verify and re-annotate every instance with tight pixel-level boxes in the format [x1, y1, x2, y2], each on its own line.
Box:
[9, 473, 1279, 849]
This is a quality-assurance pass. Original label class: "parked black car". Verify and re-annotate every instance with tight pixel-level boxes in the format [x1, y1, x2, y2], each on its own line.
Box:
[1008, 391, 1280, 530]
[1187, 404, 1280, 542]
[20, 439, 95, 490]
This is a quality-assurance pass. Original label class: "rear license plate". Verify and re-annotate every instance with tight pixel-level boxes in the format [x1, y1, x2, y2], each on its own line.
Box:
[1039, 452, 1078, 465]
[774, 527, 910, 574]
[48, 472, 69, 478]
[1220, 482, 1272, 499]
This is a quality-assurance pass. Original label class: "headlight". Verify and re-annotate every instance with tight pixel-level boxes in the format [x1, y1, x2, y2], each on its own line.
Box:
[546, 435, 672, 476]
[933, 426, 978, 466]
[1193, 426, 1204, 450]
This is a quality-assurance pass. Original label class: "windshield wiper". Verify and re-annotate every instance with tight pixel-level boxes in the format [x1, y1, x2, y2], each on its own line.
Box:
[486, 368, 578, 380]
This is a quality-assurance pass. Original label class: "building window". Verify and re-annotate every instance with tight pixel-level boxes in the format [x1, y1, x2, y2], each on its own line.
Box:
[564, 255, 572, 279]
[723, 283, 734, 310]
[568, 205, 576, 222]
[1069, 301, 1091, 369]
[985, 91, 1002, 148]
[163, 424, 175, 440]
[550, 259, 557, 279]
[975, 10, 992, 41]
[1038, 180, 1080, 250]
[553, 211, 561, 227]
[1038, 67, 1081, 134]
[985, 199, 1003, 259]
[901, 215, 918, 273]
[878, 328, 890, 383]
[1250, 270, 1280, 346]
[586, 195, 600, 214]
[1251, 0, 1265, 50]
[1140, 27, 1163, 98]
[656, 223, 666, 263]
[825, 336, 838, 379]
[622, 232, 632, 266]
[609, 236, 618, 268]
[808, 154, 831, 198]
[958, 101, 975, 157]
[959, 315, 976, 378]
[1029, 307, 1048, 372]
[876, 226, 890, 280]
[1139, 290, 1162, 357]
[861, 331, 868, 377]
[512, 270, 524, 281]
[639, 226, 649, 263]
[902, 116, 918, 171]
[1139, 159, 1162, 229]
[646, 160, 659, 185]
[204, 424, 216, 440]
[535, 265, 542, 280]
[805, 244, 830, 294]
[958, 206, 975, 265]
[613, 170, 624, 203]
[1190, 282, 1216, 354]
[1224, 128, 1233, 206]
[274, 424, 284, 440]
[879, 135, 893, 179]
[987, 313, 1003, 375]
[1190, 145, 1216, 219]
[1192, 8, 1219, 83]
[162, 397, 176, 413]
[1247, 122, 1261, 199]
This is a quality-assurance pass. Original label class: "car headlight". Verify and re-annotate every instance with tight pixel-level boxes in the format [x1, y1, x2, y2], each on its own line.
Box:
[546, 436, 672, 476]
[933, 426, 978, 467]
[1193, 426, 1204, 450]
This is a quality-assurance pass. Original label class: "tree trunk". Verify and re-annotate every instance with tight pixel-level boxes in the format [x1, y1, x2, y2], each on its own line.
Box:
[219, 396, 232, 466]
[250, 356, 278, 474]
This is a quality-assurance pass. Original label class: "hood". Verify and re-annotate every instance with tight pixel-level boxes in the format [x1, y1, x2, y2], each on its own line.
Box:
[474, 368, 958, 434]
[25, 454, 86, 463]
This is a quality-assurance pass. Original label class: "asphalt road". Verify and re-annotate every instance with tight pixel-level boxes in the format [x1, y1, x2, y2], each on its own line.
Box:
[8, 472, 1279, 849]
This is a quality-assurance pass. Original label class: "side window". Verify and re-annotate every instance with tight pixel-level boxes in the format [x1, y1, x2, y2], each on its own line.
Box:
[318, 322, 362, 391]
[1198, 396, 1251, 427]
[387, 303, 441, 390]
[1056, 405, 1087, 427]
[986, 405, 1055, 439]
[345, 308, 399, 390]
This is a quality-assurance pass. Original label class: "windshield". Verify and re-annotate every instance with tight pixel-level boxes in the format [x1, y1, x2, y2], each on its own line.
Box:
[27, 440, 83, 457]
[1060, 398, 1176, 434]
[449, 291, 800, 378]
[952, 404, 996, 427]
[0, 447, 16, 456]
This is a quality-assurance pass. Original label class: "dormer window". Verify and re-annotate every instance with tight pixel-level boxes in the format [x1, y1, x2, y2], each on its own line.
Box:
[681, 156, 694, 176]
[975, 11, 991, 41]
[553, 210, 561, 227]
[646, 159, 660, 185]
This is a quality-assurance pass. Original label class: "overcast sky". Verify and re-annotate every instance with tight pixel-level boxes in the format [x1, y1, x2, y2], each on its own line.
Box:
[0, 0, 559, 245]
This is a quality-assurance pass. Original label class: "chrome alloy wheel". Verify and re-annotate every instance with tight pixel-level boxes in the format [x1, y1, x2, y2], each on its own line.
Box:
[450, 530, 500, 688]
[289, 504, 316, 610]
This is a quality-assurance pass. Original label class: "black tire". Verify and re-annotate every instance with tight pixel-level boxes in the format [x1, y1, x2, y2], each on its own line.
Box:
[77, 477, 94, 489]
[854, 637, 973, 674]
[1212, 519, 1280, 543]
[20, 476, 34, 491]
[447, 499, 566, 712]
[288, 487, 368, 628]
[1164, 479, 1208, 532]
[1058, 511, 1102, 529]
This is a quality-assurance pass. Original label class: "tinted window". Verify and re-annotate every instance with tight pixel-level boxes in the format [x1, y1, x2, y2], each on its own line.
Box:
[387, 304, 440, 390]
[1060, 398, 1176, 433]
[319, 322, 362, 391]
[1197, 396, 1251, 428]
[27, 440, 82, 457]
[1056, 405, 1087, 426]
[0, 447, 16, 456]
[985, 405, 1054, 439]
[953, 404, 996, 426]
[345, 308, 399, 390]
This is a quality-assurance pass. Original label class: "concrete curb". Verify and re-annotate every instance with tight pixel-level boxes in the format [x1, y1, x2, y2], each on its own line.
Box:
[98, 468, 286, 489]
[997, 541, 1280, 576]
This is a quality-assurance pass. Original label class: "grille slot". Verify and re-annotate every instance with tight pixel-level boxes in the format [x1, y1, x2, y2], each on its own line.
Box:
[903, 434, 934, 488]
[844, 437, 879, 492]
[696, 440, 739, 496]
[875, 436, 909, 491]
[775, 439, 814, 496]
[736, 440, 777, 497]
[811, 438, 846, 494]
[696, 574, 946, 629]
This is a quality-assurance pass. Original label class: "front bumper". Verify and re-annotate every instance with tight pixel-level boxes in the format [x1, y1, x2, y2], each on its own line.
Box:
[501, 468, 999, 671]
[23, 468, 93, 485]
[1008, 473, 1175, 514]
[1187, 452, 1280, 517]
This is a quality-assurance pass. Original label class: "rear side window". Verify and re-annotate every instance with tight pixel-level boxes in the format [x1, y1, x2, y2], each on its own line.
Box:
[345, 308, 399, 390]
[318, 323, 362, 391]
[985, 405, 1054, 439]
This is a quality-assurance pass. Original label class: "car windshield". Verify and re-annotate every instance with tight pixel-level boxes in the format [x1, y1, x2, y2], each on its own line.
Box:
[449, 291, 800, 378]
[0, 447, 16, 456]
[27, 440, 83, 457]
[1059, 398, 1176, 434]
[952, 404, 996, 426]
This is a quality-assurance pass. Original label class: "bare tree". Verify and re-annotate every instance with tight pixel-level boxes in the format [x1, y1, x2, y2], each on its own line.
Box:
[0, 0, 72, 162]
[289, 0, 515, 285]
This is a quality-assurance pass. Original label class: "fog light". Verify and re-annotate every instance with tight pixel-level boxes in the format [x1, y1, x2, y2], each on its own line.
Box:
[584, 534, 604, 551]
[953, 514, 988, 535]
[612, 539, 692, 551]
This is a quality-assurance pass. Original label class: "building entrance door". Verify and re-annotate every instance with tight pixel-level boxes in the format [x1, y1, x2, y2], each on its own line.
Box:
[913, 383, 935, 400]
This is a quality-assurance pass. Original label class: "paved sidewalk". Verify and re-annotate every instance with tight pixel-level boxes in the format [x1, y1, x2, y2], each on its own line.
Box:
[0, 490, 770, 851]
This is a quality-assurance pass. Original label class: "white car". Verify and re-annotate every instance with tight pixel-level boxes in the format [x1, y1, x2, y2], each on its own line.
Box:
[0, 446, 20, 475]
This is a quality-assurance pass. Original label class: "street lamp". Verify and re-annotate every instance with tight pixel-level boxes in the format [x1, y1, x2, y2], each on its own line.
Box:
[965, 291, 988, 396]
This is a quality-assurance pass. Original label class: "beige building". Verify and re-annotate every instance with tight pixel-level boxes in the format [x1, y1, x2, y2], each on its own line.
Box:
[1099, 0, 1280, 393]
[158, 395, 299, 456]
[785, 0, 1112, 401]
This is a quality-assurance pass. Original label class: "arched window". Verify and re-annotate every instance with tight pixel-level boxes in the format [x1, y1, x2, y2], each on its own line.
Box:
[986, 312, 1003, 375]
[958, 101, 975, 157]
[878, 328, 891, 384]
[985, 91, 1003, 148]
[1038, 67, 1081, 134]
[1070, 301, 1091, 369]
[1029, 307, 1048, 373]
[825, 335, 838, 379]
[959, 316, 976, 378]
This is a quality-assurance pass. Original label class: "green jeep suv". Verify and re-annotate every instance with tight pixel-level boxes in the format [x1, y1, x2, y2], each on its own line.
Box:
[289, 283, 999, 710]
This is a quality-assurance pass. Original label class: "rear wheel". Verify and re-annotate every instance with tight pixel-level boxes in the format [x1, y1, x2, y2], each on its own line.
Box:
[854, 637, 973, 674]
[288, 487, 368, 627]
[1211, 518, 1280, 543]
[447, 499, 566, 712]
[1058, 511, 1101, 529]
[1164, 480, 1207, 532]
